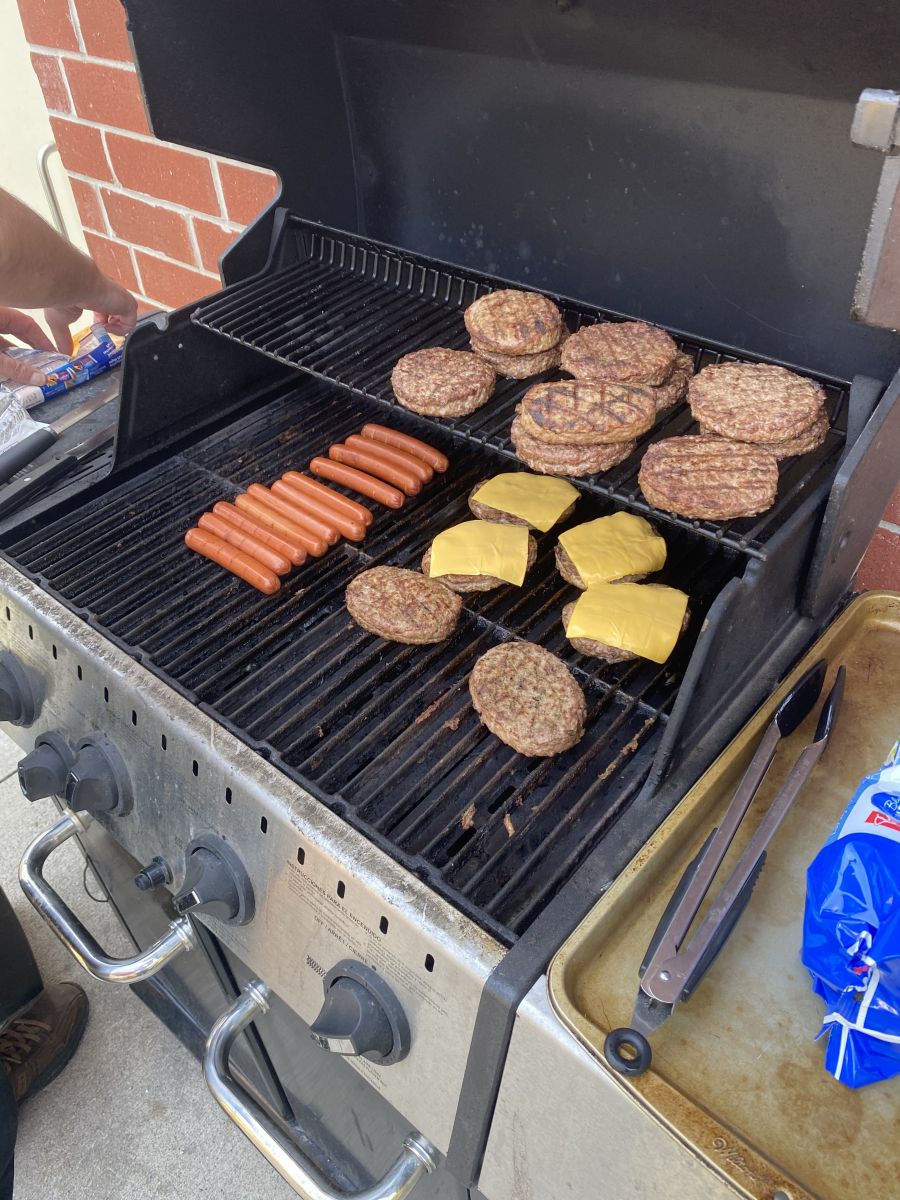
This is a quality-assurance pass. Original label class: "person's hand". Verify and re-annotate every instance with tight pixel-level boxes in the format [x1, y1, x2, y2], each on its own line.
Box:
[0, 306, 55, 386]
[89, 273, 137, 339]
[44, 304, 83, 357]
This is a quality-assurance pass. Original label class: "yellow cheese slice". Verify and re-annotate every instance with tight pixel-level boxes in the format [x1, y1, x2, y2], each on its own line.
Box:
[566, 582, 689, 663]
[472, 473, 580, 532]
[428, 521, 531, 585]
[557, 512, 667, 585]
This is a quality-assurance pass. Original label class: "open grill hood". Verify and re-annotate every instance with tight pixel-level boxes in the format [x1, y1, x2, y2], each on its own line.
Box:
[123, 0, 900, 383]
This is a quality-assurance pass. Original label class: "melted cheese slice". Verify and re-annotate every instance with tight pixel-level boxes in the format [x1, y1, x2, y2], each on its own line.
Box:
[558, 512, 666, 585]
[472, 473, 579, 532]
[428, 521, 531, 585]
[567, 582, 689, 663]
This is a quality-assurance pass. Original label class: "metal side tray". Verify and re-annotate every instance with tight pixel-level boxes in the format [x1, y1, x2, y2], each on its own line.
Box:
[546, 591, 900, 1200]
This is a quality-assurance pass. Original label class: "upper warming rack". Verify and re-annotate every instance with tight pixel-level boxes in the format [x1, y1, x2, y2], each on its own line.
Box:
[192, 217, 850, 560]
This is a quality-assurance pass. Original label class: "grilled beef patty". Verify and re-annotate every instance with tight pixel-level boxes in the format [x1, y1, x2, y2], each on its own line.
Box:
[464, 288, 563, 354]
[638, 435, 779, 520]
[699, 409, 830, 459]
[510, 415, 636, 476]
[470, 334, 566, 379]
[391, 348, 496, 417]
[518, 380, 656, 445]
[688, 361, 826, 443]
[346, 566, 462, 643]
[469, 642, 586, 756]
[650, 352, 694, 413]
[561, 320, 678, 386]
[421, 534, 537, 592]
[554, 543, 647, 590]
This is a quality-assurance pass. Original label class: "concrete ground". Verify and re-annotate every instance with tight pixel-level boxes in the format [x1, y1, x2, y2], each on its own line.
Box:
[0, 732, 295, 1200]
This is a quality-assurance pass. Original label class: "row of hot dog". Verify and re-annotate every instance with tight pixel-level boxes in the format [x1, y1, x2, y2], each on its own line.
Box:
[183, 423, 448, 593]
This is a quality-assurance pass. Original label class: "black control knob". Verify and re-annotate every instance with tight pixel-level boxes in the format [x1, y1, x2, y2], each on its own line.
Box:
[310, 960, 410, 1065]
[173, 836, 254, 926]
[0, 652, 39, 727]
[18, 732, 75, 802]
[134, 856, 171, 892]
[64, 735, 132, 817]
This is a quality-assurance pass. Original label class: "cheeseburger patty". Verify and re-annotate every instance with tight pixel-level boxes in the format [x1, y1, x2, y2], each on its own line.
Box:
[688, 361, 826, 443]
[469, 642, 586, 756]
[518, 380, 656, 445]
[561, 320, 678, 386]
[562, 594, 690, 662]
[510, 416, 636, 477]
[391, 348, 496, 417]
[464, 289, 563, 355]
[638, 435, 779, 520]
[554, 543, 647, 590]
[421, 534, 537, 592]
[468, 478, 578, 527]
[346, 566, 461, 643]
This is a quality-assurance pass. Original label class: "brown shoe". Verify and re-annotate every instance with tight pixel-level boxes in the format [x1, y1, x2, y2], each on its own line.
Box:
[0, 982, 89, 1104]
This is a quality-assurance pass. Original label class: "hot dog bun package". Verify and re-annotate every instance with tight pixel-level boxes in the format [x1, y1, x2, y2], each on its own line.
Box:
[558, 513, 667, 585]
[0, 324, 123, 410]
[428, 521, 530, 584]
[472, 473, 579, 531]
[802, 736, 900, 1088]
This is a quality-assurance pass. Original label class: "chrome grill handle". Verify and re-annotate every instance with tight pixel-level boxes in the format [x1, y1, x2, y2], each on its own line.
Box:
[204, 980, 438, 1200]
[18, 810, 196, 983]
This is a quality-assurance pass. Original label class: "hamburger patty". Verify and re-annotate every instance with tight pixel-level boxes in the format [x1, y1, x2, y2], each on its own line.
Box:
[554, 543, 646, 590]
[464, 289, 563, 354]
[699, 409, 830, 460]
[421, 534, 537, 592]
[391, 348, 496, 417]
[518, 380, 656, 445]
[511, 415, 636, 476]
[561, 321, 678, 386]
[651, 352, 694, 412]
[562, 594, 690, 662]
[638, 435, 779, 520]
[469, 642, 586, 756]
[688, 361, 826, 443]
[468, 478, 578, 527]
[346, 566, 462, 643]
[470, 330, 567, 379]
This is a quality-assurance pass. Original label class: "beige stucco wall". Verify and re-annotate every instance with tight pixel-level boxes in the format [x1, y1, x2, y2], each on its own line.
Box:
[1, 0, 85, 250]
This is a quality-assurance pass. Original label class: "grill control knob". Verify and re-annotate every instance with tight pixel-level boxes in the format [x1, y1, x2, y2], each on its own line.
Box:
[64, 735, 132, 817]
[173, 835, 254, 926]
[18, 732, 75, 802]
[310, 960, 410, 1065]
[0, 651, 40, 727]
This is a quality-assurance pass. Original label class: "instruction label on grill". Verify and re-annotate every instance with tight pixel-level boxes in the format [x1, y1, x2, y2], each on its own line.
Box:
[286, 863, 451, 1018]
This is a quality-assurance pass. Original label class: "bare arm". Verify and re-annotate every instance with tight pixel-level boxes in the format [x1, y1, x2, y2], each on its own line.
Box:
[0, 187, 137, 385]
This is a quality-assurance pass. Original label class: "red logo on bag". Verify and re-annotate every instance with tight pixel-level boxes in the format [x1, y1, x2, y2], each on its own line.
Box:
[866, 810, 900, 832]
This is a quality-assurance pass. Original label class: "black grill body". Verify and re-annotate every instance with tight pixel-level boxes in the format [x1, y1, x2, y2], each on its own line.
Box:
[6, 221, 896, 945]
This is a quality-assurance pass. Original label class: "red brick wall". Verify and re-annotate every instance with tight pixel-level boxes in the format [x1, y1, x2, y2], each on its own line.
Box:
[16, 0, 900, 591]
[18, 0, 279, 312]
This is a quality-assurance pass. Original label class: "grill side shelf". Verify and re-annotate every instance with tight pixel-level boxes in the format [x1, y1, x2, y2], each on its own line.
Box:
[191, 217, 850, 561]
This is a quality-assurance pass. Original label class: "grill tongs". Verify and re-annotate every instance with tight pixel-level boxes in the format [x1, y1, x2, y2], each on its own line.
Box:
[604, 658, 844, 1077]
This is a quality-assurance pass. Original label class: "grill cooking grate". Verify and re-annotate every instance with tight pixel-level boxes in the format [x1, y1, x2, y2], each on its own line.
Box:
[6, 379, 741, 943]
[192, 218, 850, 560]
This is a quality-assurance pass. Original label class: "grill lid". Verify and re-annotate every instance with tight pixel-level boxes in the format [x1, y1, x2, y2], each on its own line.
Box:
[124, 0, 899, 380]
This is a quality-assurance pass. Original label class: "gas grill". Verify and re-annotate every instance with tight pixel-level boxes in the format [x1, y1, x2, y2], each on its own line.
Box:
[4, 4, 900, 1199]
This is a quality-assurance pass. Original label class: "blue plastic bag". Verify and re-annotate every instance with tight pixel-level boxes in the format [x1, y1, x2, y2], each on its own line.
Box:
[802, 737, 900, 1087]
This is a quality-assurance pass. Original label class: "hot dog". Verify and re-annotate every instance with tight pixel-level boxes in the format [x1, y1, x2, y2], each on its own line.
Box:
[328, 445, 421, 496]
[344, 434, 434, 484]
[246, 483, 340, 545]
[198, 512, 292, 576]
[212, 502, 307, 567]
[359, 423, 448, 472]
[280, 472, 373, 527]
[271, 479, 366, 542]
[309, 458, 405, 508]
[234, 493, 329, 557]
[185, 527, 280, 594]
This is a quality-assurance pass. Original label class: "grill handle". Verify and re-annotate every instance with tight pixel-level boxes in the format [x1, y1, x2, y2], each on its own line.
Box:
[18, 810, 196, 983]
[205, 981, 437, 1200]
